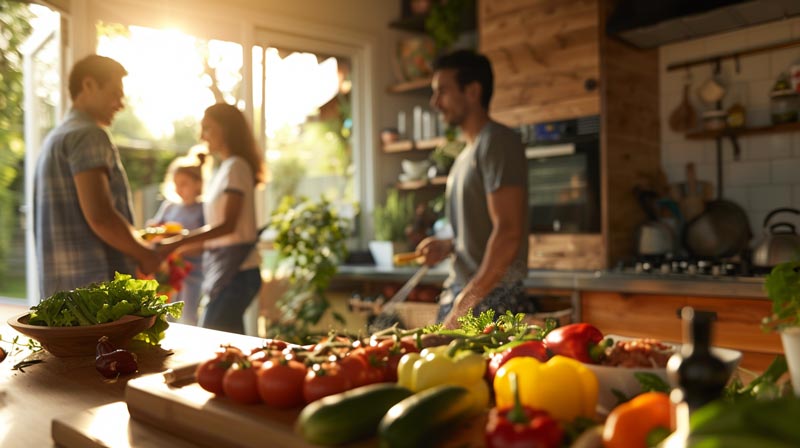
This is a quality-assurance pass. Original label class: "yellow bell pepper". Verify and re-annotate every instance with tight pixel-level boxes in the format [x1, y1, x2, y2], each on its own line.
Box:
[493, 355, 598, 422]
[396, 346, 489, 413]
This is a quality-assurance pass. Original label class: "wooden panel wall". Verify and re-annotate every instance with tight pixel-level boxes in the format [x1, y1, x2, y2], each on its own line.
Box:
[598, 0, 661, 265]
[581, 291, 783, 373]
[479, 0, 600, 126]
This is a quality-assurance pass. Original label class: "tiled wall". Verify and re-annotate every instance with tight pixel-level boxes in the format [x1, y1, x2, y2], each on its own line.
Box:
[660, 16, 800, 235]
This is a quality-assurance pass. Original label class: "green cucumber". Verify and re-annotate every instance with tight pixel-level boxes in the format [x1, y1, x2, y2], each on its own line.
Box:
[296, 383, 413, 445]
[378, 385, 472, 448]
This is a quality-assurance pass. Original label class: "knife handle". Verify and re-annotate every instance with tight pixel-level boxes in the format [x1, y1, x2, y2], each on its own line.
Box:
[393, 251, 420, 265]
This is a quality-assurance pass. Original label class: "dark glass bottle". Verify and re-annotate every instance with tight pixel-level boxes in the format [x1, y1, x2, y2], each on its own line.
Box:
[668, 307, 728, 412]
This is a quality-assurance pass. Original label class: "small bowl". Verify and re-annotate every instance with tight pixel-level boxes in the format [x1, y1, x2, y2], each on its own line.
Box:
[7, 313, 157, 357]
[401, 159, 431, 179]
[584, 335, 742, 415]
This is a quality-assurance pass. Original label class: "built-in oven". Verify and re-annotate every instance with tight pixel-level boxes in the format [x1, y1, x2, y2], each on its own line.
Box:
[520, 115, 601, 234]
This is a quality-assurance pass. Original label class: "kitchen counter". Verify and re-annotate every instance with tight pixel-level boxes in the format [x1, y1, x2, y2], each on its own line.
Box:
[335, 265, 768, 299]
[0, 302, 264, 448]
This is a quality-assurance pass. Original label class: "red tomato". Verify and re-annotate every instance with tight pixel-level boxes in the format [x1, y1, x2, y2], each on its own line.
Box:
[303, 364, 349, 403]
[337, 353, 368, 388]
[195, 358, 230, 395]
[376, 339, 418, 382]
[222, 365, 261, 405]
[257, 358, 307, 408]
[195, 347, 243, 395]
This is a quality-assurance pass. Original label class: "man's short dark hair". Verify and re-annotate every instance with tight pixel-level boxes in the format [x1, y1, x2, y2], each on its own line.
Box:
[68, 55, 128, 100]
[433, 49, 494, 109]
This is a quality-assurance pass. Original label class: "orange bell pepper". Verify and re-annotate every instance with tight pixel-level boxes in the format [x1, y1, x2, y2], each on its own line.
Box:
[602, 392, 673, 448]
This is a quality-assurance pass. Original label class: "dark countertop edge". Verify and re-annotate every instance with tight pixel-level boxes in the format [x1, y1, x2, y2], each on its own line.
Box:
[334, 265, 768, 299]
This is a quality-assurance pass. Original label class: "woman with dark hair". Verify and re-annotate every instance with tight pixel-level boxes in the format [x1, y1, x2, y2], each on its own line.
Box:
[162, 103, 265, 333]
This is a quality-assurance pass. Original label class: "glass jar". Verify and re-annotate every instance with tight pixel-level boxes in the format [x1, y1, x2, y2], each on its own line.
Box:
[770, 90, 800, 124]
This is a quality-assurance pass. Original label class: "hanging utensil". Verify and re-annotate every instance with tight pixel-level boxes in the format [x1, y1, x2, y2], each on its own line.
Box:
[670, 71, 697, 132]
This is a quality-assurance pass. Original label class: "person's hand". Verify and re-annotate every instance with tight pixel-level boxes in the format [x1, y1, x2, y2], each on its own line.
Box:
[441, 310, 460, 329]
[137, 248, 162, 276]
[415, 237, 453, 266]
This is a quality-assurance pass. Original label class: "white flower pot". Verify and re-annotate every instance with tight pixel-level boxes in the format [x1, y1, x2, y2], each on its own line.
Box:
[780, 326, 800, 396]
[369, 241, 396, 268]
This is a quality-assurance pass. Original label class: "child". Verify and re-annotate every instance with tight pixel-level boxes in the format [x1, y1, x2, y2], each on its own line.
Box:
[150, 152, 207, 325]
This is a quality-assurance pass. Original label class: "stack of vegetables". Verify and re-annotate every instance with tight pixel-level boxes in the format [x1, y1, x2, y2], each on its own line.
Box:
[193, 309, 800, 447]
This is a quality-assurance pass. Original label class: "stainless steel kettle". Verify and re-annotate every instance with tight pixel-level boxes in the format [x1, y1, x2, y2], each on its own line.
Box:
[752, 207, 800, 268]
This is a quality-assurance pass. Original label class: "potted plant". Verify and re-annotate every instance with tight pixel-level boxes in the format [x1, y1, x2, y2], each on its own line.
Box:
[762, 260, 800, 396]
[264, 196, 352, 343]
[371, 189, 414, 267]
[424, 0, 476, 52]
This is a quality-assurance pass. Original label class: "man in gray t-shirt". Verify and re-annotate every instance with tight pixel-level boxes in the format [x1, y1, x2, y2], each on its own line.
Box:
[416, 50, 529, 328]
[34, 55, 161, 298]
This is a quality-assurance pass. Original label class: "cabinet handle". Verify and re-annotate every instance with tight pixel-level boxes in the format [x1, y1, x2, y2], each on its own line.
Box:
[584, 78, 598, 92]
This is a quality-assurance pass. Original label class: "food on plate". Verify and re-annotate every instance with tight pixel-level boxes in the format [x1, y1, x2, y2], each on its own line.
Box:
[296, 383, 413, 446]
[27, 272, 182, 345]
[95, 336, 138, 378]
[601, 338, 675, 368]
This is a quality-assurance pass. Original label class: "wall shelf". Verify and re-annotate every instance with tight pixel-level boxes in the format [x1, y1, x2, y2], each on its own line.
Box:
[396, 175, 447, 191]
[383, 136, 445, 153]
[685, 121, 800, 140]
[387, 76, 432, 94]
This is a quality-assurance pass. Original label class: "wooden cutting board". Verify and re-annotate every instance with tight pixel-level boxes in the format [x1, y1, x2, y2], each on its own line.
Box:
[124, 372, 486, 448]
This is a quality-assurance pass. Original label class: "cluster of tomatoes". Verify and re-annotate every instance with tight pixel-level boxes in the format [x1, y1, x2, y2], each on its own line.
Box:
[194, 336, 419, 407]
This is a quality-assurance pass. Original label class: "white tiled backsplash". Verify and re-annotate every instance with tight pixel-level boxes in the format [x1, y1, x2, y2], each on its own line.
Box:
[660, 16, 800, 235]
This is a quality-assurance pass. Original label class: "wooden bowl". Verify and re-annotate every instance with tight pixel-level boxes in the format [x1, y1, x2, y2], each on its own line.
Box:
[7, 313, 157, 357]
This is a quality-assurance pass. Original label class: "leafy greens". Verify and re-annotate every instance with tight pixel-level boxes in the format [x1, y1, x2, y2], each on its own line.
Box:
[763, 261, 800, 330]
[28, 272, 183, 345]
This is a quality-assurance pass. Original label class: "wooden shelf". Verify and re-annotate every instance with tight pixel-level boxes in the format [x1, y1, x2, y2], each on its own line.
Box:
[685, 121, 800, 140]
[396, 175, 448, 190]
[387, 76, 432, 94]
[383, 136, 446, 153]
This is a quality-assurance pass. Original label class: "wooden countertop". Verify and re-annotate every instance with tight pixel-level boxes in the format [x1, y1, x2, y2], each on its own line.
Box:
[0, 302, 264, 448]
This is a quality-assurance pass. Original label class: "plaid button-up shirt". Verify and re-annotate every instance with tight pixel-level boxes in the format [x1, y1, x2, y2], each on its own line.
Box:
[34, 109, 136, 299]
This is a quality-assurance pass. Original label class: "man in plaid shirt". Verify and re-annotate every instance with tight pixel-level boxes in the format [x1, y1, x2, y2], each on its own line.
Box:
[34, 55, 161, 298]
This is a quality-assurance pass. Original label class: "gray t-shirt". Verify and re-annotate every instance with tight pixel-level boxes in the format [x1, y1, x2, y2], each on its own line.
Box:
[34, 109, 136, 298]
[444, 120, 528, 292]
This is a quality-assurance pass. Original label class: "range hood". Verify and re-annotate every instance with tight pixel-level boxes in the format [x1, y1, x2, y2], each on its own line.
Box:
[607, 0, 800, 49]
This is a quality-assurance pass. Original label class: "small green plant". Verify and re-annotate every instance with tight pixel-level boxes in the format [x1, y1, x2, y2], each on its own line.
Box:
[762, 261, 800, 331]
[266, 196, 352, 343]
[374, 189, 414, 242]
[424, 0, 475, 51]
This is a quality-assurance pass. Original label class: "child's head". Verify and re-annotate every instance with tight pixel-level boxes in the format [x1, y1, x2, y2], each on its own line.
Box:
[163, 152, 206, 204]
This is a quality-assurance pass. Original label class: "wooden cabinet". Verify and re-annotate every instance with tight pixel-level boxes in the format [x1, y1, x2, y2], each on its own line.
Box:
[478, 0, 661, 268]
[479, 0, 601, 126]
[581, 291, 783, 373]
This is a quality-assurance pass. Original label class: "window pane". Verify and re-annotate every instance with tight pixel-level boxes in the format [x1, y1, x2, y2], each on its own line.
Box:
[0, 2, 60, 301]
[253, 46, 354, 219]
[96, 23, 243, 226]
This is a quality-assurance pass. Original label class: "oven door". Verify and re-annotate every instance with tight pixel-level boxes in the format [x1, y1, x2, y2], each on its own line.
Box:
[527, 141, 600, 233]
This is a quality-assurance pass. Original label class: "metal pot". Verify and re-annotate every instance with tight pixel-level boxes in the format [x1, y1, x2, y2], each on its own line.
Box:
[683, 199, 752, 259]
[636, 220, 675, 256]
[752, 208, 800, 268]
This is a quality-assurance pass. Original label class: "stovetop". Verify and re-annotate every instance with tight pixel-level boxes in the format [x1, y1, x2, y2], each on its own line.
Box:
[615, 256, 769, 279]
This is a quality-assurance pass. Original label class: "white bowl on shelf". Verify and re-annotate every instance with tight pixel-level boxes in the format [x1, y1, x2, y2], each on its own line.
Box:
[401, 159, 431, 179]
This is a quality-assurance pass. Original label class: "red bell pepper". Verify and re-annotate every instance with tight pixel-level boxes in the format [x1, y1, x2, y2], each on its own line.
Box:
[544, 323, 609, 364]
[486, 340, 549, 381]
[485, 372, 563, 448]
